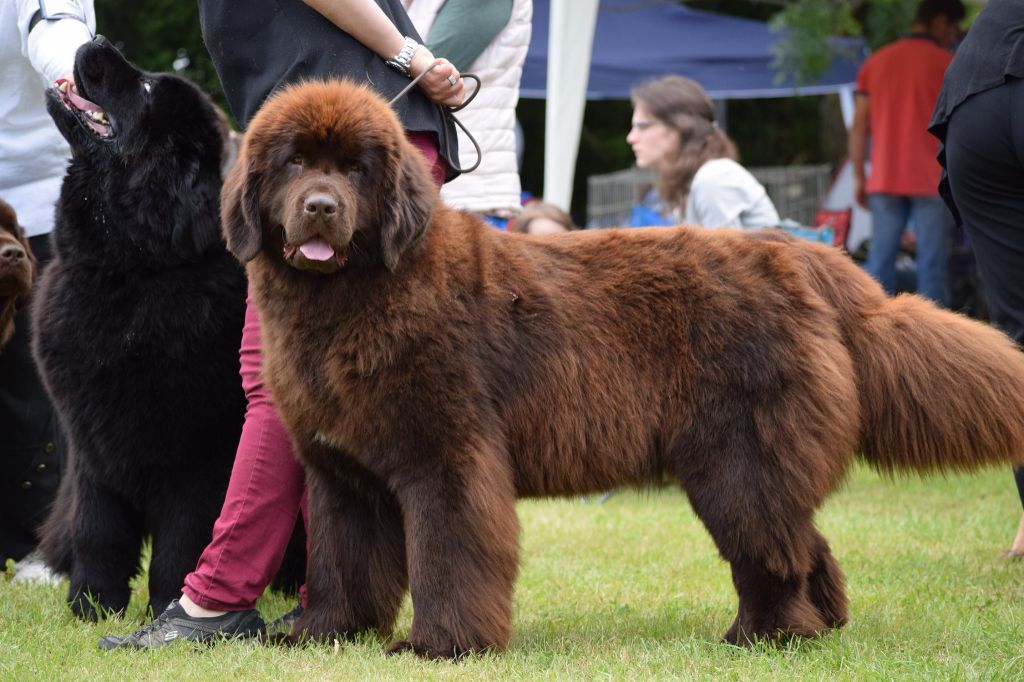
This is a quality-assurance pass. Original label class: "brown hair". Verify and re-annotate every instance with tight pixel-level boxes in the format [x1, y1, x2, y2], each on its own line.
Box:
[509, 201, 576, 234]
[630, 75, 738, 214]
[915, 0, 965, 25]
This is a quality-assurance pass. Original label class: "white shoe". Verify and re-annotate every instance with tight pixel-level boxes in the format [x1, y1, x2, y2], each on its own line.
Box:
[11, 551, 61, 585]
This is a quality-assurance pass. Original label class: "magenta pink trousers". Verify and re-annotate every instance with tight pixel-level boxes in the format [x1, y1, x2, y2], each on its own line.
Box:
[183, 133, 443, 610]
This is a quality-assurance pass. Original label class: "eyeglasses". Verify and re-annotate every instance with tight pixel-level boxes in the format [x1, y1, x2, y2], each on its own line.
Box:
[630, 120, 662, 132]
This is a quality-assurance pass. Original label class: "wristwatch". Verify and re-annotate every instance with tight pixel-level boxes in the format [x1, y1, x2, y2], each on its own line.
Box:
[386, 37, 419, 78]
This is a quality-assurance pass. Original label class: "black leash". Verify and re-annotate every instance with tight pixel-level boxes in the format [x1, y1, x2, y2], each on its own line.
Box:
[389, 63, 483, 174]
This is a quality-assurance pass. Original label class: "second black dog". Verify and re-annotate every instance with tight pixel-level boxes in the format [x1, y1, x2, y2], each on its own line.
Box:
[34, 36, 248, 620]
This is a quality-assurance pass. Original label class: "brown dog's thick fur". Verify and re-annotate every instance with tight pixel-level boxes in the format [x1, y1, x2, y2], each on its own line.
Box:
[223, 80, 1024, 658]
[0, 198, 36, 349]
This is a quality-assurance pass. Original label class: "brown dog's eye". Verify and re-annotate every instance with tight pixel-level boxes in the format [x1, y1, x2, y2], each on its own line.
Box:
[291, 154, 303, 166]
[347, 162, 363, 174]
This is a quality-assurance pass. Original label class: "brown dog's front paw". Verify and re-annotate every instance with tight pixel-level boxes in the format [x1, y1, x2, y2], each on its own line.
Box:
[385, 639, 471, 661]
[287, 611, 364, 647]
[385, 639, 416, 656]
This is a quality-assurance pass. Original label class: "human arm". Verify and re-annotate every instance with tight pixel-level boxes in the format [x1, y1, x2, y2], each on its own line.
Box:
[18, 0, 95, 85]
[848, 93, 870, 209]
[301, 0, 464, 107]
[424, 0, 513, 72]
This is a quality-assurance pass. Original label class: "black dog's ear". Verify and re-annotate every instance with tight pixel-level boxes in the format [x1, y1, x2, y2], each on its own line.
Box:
[378, 141, 436, 272]
[221, 151, 264, 264]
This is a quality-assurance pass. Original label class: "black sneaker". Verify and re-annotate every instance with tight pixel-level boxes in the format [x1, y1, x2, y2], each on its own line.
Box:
[97, 599, 266, 650]
[265, 603, 304, 642]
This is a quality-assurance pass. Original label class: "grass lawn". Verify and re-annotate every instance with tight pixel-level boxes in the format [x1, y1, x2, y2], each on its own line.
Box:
[2, 464, 1022, 680]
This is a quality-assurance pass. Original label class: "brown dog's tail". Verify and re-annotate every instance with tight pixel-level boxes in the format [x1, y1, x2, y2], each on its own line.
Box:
[849, 294, 1024, 475]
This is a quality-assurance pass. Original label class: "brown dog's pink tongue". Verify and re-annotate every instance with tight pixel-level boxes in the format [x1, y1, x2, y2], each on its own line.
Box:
[298, 237, 335, 261]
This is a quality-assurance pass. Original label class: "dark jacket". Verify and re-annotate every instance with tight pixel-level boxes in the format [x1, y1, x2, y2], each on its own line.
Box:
[929, 0, 1024, 222]
[199, 0, 460, 181]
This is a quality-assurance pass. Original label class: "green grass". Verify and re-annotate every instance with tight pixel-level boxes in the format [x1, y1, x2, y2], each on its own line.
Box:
[2, 464, 1022, 680]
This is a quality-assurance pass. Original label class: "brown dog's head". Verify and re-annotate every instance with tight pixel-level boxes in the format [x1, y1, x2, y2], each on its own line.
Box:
[0, 198, 36, 348]
[222, 80, 437, 274]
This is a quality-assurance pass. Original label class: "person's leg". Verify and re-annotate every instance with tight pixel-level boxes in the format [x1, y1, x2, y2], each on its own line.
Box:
[864, 193, 909, 295]
[406, 130, 445, 189]
[181, 290, 307, 613]
[99, 291, 306, 650]
[945, 77, 1024, 553]
[1010, 465, 1024, 556]
[909, 195, 953, 307]
[946, 79, 1024, 344]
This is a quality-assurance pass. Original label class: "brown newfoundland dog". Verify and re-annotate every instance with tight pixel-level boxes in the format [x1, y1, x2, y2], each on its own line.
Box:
[0, 198, 35, 349]
[223, 80, 1024, 658]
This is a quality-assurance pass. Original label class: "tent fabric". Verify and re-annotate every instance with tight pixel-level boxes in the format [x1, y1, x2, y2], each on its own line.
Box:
[542, 0, 599, 208]
[522, 0, 867, 101]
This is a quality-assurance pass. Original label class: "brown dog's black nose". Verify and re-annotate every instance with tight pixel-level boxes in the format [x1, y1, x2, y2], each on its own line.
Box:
[0, 243, 25, 265]
[304, 194, 338, 220]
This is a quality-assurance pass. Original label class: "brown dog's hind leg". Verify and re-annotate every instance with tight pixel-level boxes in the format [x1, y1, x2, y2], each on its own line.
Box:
[804, 530, 848, 629]
[675, 438, 847, 644]
[290, 456, 407, 644]
[722, 547, 830, 646]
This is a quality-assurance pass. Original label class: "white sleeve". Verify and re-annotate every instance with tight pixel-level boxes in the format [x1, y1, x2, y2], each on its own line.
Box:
[19, 0, 96, 85]
[688, 164, 749, 228]
[688, 159, 776, 229]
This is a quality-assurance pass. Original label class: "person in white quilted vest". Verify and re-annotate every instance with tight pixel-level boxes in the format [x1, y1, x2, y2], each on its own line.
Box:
[404, 0, 532, 228]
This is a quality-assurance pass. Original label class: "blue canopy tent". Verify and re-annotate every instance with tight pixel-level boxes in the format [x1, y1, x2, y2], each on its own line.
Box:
[525, 0, 866, 209]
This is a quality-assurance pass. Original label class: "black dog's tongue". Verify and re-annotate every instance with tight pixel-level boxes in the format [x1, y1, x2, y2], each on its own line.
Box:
[56, 79, 102, 114]
[56, 79, 109, 135]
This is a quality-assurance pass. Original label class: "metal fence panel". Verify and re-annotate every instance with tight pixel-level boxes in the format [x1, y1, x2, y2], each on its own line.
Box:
[586, 164, 834, 228]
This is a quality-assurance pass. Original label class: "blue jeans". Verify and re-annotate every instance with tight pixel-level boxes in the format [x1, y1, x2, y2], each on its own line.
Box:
[865, 194, 953, 306]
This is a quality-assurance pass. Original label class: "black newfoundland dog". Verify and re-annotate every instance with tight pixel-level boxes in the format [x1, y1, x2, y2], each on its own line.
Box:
[224, 80, 1024, 658]
[33, 36, 248, 620]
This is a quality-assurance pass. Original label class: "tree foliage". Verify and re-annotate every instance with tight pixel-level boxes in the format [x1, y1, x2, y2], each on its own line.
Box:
[769, 1, 862, 86]
[770, 0, 981, 84]
[95, 1, 225, 111]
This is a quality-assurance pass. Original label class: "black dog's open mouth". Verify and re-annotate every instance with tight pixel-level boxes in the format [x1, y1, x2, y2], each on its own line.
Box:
[55, 79, 112, 138]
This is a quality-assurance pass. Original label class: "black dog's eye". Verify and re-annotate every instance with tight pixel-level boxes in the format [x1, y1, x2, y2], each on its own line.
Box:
[291, 154, 304, 166]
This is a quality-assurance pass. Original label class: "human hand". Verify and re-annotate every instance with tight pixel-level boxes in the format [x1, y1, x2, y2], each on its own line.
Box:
[56, 73, 76, 91]
[854, 177, 868, 210]
[410, 50, 465, 108]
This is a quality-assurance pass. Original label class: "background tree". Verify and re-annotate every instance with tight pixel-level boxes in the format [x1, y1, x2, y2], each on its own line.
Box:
[96, 0, 225, 110]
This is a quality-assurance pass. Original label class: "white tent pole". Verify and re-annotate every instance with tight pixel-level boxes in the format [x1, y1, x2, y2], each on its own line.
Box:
[543, 0, 599, 212]
[838, 85, 855, 129]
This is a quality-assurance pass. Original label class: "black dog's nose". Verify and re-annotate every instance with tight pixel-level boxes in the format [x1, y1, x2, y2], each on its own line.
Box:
[0, 243, 25, 265]
[304, 194, 338, 219]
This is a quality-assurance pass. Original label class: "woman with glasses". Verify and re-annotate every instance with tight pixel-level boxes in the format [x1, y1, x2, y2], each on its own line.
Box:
[626, 75, 779, 230]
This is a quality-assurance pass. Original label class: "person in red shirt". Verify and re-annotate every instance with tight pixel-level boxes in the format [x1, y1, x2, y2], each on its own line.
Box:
[848, 0, 965, 306]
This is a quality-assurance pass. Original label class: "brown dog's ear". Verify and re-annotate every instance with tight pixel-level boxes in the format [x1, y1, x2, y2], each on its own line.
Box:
[221, 151, 264, 264]
[379, 141, 436, 272]
[15, 221, 36, 282]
